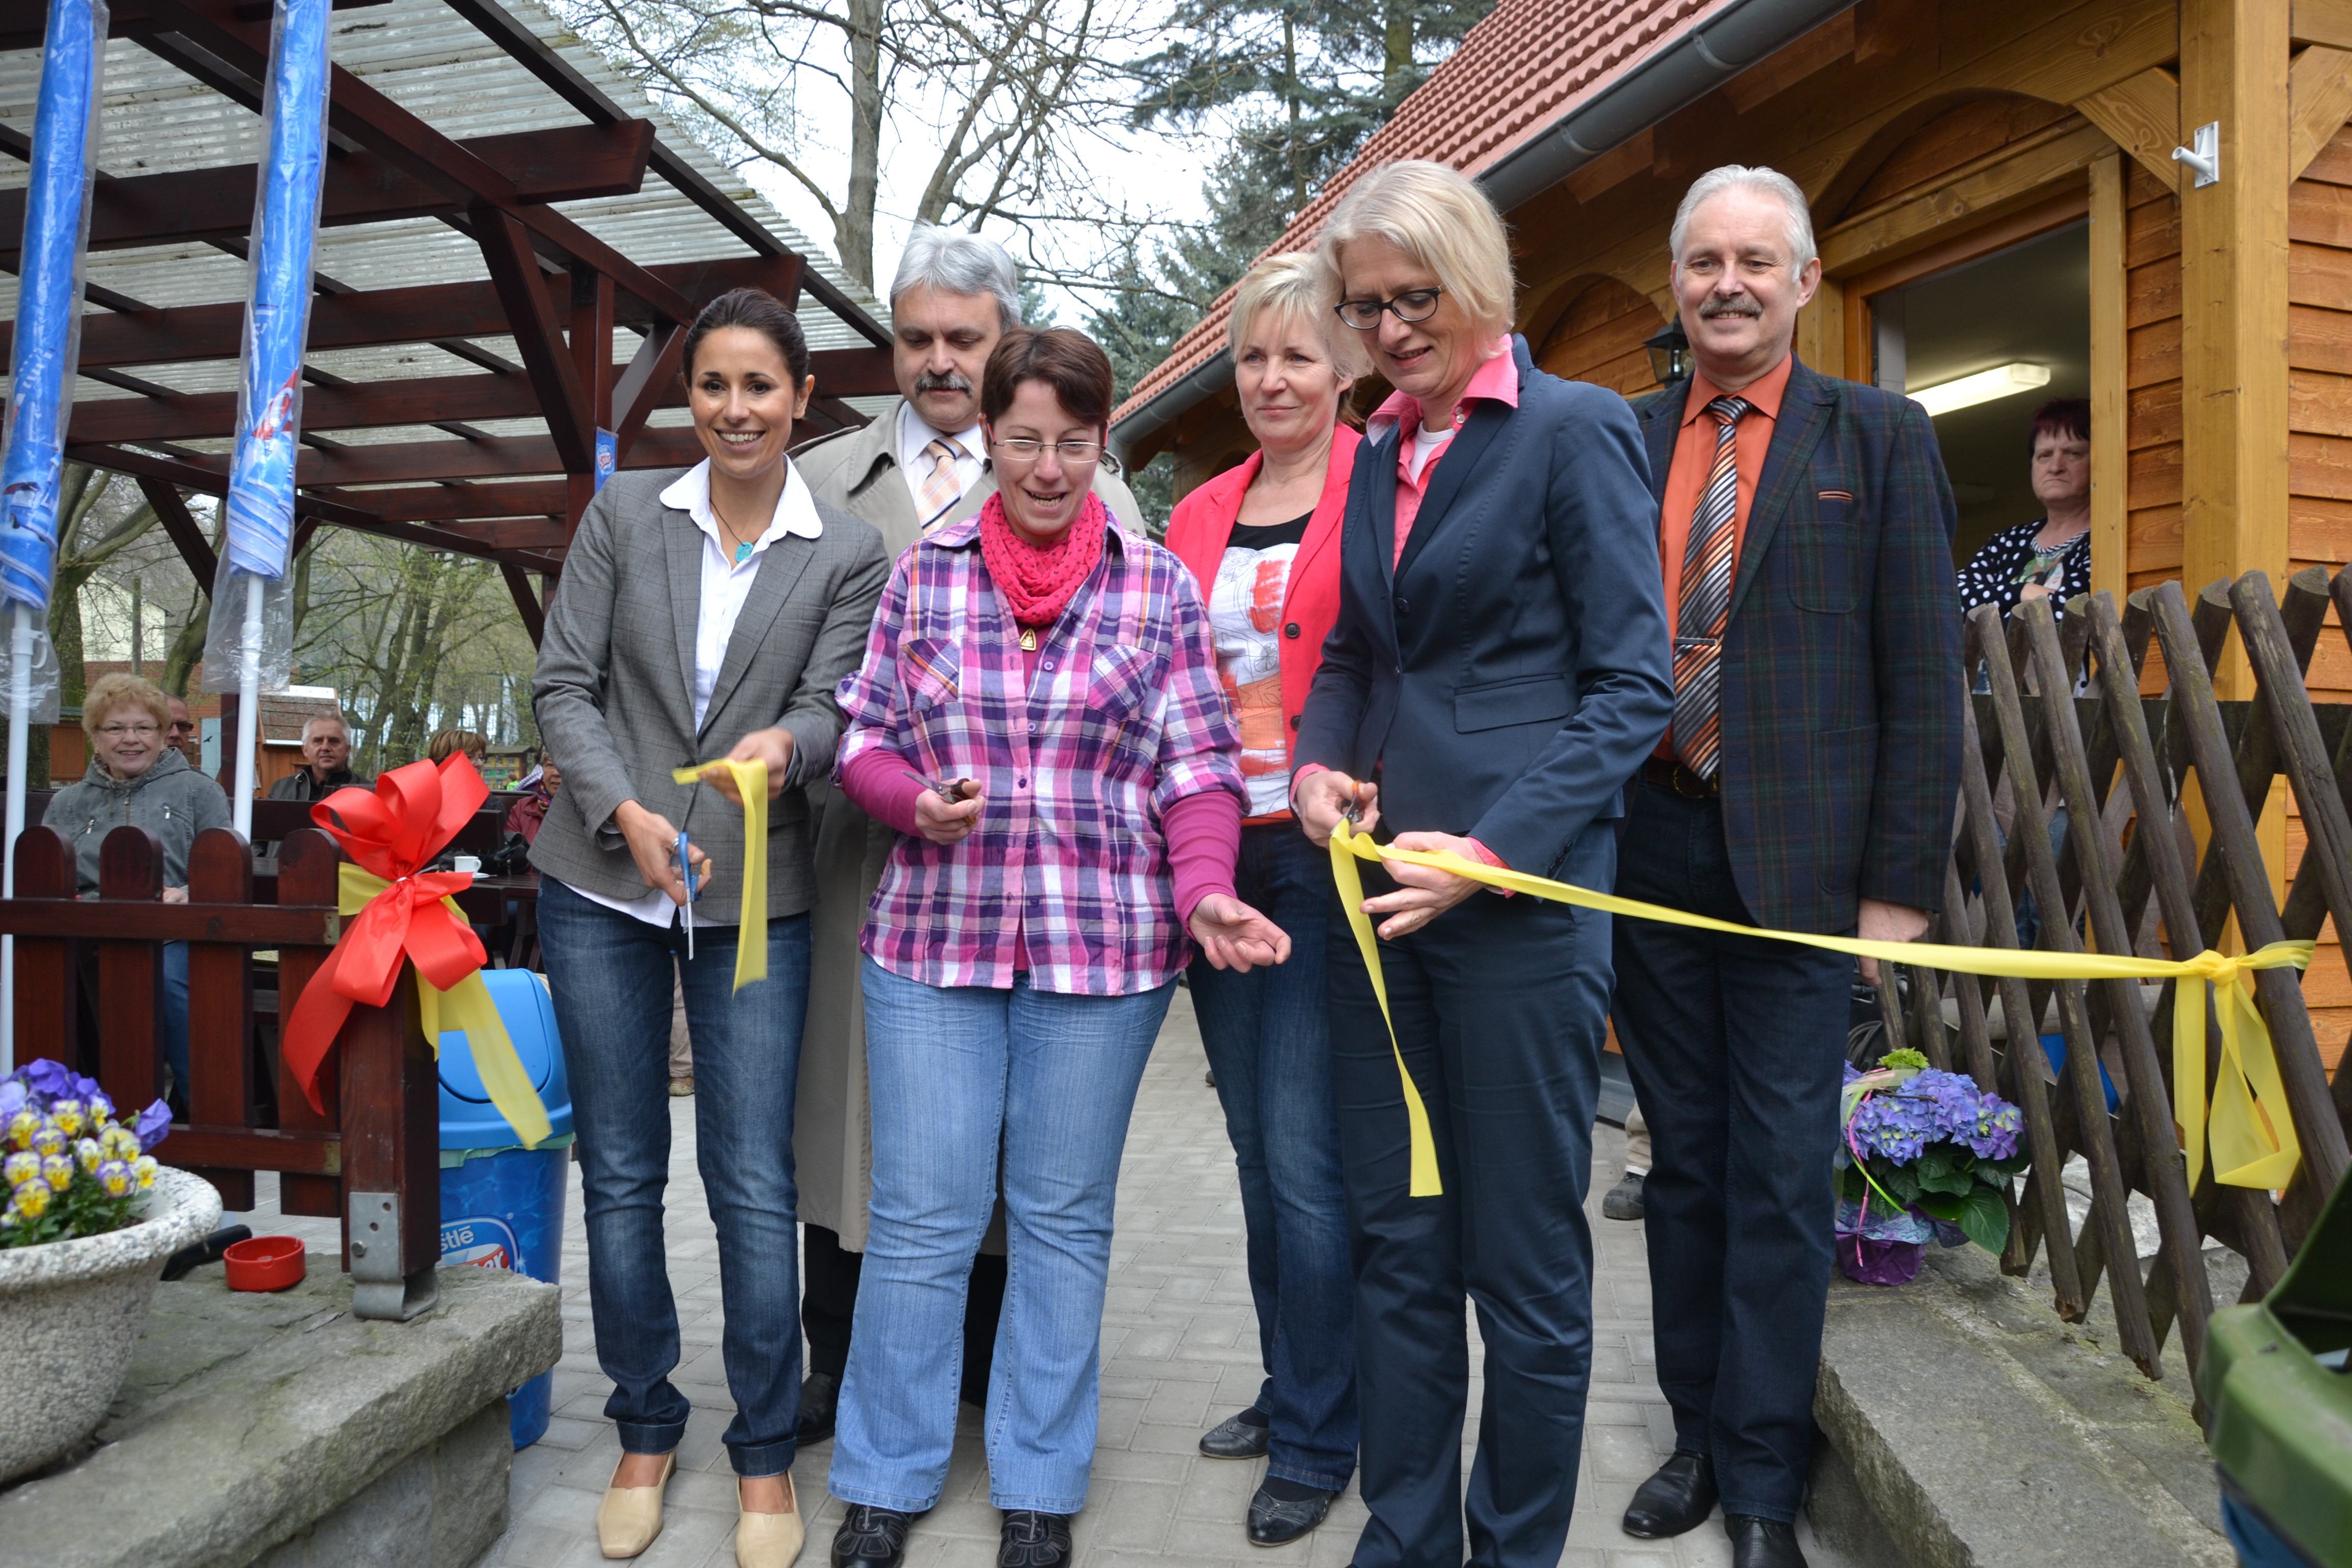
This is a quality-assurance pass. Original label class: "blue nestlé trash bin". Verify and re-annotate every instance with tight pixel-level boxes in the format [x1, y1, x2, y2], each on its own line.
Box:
[437, 969, 574, 1449]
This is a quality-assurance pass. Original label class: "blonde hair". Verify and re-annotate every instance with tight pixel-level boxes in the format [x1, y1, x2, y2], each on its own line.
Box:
[428, 729, 488, 765]
[82, 673, 169, 739]
[1228, 253, 1370, 382]
[1317, 161, 1515, 337]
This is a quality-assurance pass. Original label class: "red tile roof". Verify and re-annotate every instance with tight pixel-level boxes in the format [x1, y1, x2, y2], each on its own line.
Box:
[1112, 0, 1727, 429]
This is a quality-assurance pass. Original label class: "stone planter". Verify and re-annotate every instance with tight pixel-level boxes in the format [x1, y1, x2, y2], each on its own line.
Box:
[0, 1166, 222, 1484]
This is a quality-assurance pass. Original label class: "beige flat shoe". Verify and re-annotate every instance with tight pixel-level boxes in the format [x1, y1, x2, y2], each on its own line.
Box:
[596, 1453, 676, 1559]
[734, 1473, 805, 1568]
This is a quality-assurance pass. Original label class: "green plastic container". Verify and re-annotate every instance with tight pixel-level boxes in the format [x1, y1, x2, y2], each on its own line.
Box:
[2199, 1167, 2352, 1568]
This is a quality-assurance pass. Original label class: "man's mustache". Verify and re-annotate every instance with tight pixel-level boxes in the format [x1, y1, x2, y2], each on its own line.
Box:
[1699, 296, 1763, 320]
[914, 370, 975, 394]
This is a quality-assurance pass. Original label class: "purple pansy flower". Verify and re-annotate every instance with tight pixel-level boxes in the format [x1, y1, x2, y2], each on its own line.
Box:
[0, 1079, 23, 1122]
[21, 1058, 70, 1098]
[133, 1099, 173, 1152]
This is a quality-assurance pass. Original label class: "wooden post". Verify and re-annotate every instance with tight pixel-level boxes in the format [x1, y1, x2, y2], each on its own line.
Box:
[11, 825, 77, 1062]
[2089, 150, 2129, 605]
[95, 828, 164, 1111]
[340, 958, 439, 1321]
[2179, 0, 2293, 664]
[275, 826, 342, 1218]
[183, 825, 256, 1211]
[2180, 0, 2293, 894]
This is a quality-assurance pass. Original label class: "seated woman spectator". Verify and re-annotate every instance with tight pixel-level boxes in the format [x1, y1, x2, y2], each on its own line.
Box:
[427, 728, 489, 768]
[1956, 398, 2092, 621]
[826, 326, 1286, 1568]
[44, 673, 231, 1110]
[505, 756, 560, 844]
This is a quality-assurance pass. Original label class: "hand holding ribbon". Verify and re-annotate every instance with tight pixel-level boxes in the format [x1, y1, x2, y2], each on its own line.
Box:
[1329, 821, 2311, 1200]
[671, 757, 769, 993]
[282, 756, 552, 1148]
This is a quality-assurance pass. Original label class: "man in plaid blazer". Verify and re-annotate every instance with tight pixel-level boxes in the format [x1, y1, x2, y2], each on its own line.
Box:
[1609, 167, 1962, 1568]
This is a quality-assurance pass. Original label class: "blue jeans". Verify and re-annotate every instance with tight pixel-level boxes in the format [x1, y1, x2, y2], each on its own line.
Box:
[537, 877, 812, 1477]
[1187, 824, 1355, 1491]
[161, 941, 188, 1105]
[831, 959, 1174, 1514]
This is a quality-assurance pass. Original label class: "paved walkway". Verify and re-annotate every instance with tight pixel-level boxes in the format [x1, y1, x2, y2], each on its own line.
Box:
[276, 988, 1850, 1568]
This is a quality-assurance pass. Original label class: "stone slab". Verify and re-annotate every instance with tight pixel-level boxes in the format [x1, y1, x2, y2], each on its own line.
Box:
[1811, 1244, 2232, 1568]
[0, 1264, 561, 1568]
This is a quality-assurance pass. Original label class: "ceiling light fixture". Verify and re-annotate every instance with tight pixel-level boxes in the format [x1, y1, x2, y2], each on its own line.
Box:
[1907, 362, 2052, 418]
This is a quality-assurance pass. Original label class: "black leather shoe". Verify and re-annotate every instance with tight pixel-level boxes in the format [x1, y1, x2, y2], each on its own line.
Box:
[1622, 1449, 1717, 1538]
[798, 1370, 842, 1444]
[1726, 1514, 1807, 1568]
[1199, 1408, 1271, 1459]
[998, 1510, 1072, 1568]
[1247, 1482, 1337, 1546]
[832, 1504, 913, 1568]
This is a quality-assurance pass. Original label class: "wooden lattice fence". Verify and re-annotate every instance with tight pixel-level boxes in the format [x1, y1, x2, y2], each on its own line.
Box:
[1876, 571, 2352, 1383]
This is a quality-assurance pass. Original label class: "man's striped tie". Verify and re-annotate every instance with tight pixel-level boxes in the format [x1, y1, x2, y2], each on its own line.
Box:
[1671, 396, 1752, 780]
[918, 435, 966, 526]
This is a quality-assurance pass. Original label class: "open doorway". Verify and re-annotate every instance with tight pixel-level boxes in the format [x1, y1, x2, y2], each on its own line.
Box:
[1866, 222, 2091, 567]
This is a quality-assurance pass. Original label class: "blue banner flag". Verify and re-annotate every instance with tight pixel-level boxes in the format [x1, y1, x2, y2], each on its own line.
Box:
[223, 0, 332, 581]
[0, 0, 107, 615]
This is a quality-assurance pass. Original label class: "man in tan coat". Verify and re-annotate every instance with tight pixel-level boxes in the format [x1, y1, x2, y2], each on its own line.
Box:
[793, 225, 1144, 1444]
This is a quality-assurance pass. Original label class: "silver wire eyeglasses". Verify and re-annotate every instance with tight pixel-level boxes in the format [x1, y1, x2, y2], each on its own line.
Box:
[1334, 287, 1444, 329]
[991, 438, 1104, 462]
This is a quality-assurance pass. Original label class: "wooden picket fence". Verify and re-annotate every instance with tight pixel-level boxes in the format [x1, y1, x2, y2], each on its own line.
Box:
[0, 822, 442, 1319]
[1873, 571, 2352, 1382]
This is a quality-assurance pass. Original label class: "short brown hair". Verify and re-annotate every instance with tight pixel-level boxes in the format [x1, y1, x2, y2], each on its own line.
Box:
[428, 729, 487, 764]
[2029, 397, 2090, 448]
[981, 327, 1115, 436]
[82, 673, 169, 739]
[682, 287, 811, 385]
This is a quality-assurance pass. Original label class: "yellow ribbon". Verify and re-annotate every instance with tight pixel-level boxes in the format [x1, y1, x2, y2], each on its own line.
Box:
[338, 864, 553, 1149]
[671, 758, 769, 992]
[1329, 822, 2311, 1198]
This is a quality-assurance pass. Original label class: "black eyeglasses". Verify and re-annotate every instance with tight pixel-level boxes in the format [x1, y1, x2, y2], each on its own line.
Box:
[1334, 287, 1444, 329]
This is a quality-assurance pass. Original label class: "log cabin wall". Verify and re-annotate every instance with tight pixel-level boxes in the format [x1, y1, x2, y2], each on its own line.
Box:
[2287, 118, 2352, 1061]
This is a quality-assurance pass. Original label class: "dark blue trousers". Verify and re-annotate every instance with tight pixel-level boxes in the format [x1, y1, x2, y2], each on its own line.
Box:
[1189, 823, 1357, 1492]
[1326, 822, 1613, 1568]
[1608, 779, 1853, 1523]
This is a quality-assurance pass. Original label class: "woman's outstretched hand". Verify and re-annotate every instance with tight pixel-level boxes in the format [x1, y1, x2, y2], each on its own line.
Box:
[699, 727, 796, 803]
[1189, 894, 1292, 972]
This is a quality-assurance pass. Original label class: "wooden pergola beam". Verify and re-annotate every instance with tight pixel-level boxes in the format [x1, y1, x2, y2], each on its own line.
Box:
[136, 477, 219, 587]
[0, 122, 651, 261]
[0, 258, 851, 370]
[74, 425, 706, 488]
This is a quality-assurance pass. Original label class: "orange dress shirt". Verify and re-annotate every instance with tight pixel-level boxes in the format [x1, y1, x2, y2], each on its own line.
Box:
[1655, 352, 1794, 759]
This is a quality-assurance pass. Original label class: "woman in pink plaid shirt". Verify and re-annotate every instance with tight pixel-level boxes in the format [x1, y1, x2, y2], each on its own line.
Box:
[824, 327, 1291, 1568]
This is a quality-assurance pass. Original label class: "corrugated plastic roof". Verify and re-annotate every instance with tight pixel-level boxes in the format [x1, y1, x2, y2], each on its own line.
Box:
[0, 0, 884, 461]
[1111, 0, 1726, 427]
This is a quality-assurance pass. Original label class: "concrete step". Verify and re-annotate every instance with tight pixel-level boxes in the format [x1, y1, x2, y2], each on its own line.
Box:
[1807, 1242, 2233, 1568]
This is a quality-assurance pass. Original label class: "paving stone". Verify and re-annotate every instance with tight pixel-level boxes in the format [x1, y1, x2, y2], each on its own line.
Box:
[476, 995, 1855, 1568]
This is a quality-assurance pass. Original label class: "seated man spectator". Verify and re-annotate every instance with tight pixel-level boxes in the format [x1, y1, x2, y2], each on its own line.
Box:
[165, 696, 199, 769]
[266, 715, 369, 802]
[505, 756, 559, 844]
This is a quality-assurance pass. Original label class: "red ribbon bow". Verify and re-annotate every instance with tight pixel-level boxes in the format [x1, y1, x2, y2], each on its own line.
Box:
[282, 755, 490, 1113]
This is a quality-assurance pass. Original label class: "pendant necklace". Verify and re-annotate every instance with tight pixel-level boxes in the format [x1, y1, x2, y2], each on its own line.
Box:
[711, 497, 756, 565]
[1019, 628, 1038, 652]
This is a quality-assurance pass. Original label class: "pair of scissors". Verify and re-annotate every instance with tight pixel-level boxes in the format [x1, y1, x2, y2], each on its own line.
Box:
[901, 769, 977, 803]
[673, 789, 703, 961]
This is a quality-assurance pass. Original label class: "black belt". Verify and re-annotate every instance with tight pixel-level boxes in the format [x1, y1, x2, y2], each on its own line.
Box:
[1641, 756, 1720, 799]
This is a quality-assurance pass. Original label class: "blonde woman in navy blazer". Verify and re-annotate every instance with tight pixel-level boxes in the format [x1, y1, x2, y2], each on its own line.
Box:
[1291, 161, 1674, 1568]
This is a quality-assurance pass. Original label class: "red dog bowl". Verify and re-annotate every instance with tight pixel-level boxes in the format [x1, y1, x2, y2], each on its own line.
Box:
[223, 1235, 307, 1292]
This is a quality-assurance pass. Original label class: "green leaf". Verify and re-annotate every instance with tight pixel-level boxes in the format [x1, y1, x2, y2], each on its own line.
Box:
[1915, 1148, 1975, 1196]
[1878, 1161, 1921, 1207]
[1913, 1191, 1964, 1222]
[1957, 1185, 2010, 1253]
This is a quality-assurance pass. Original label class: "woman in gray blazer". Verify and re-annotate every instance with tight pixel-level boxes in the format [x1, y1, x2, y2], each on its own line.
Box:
[531, 287, 888, 1568]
